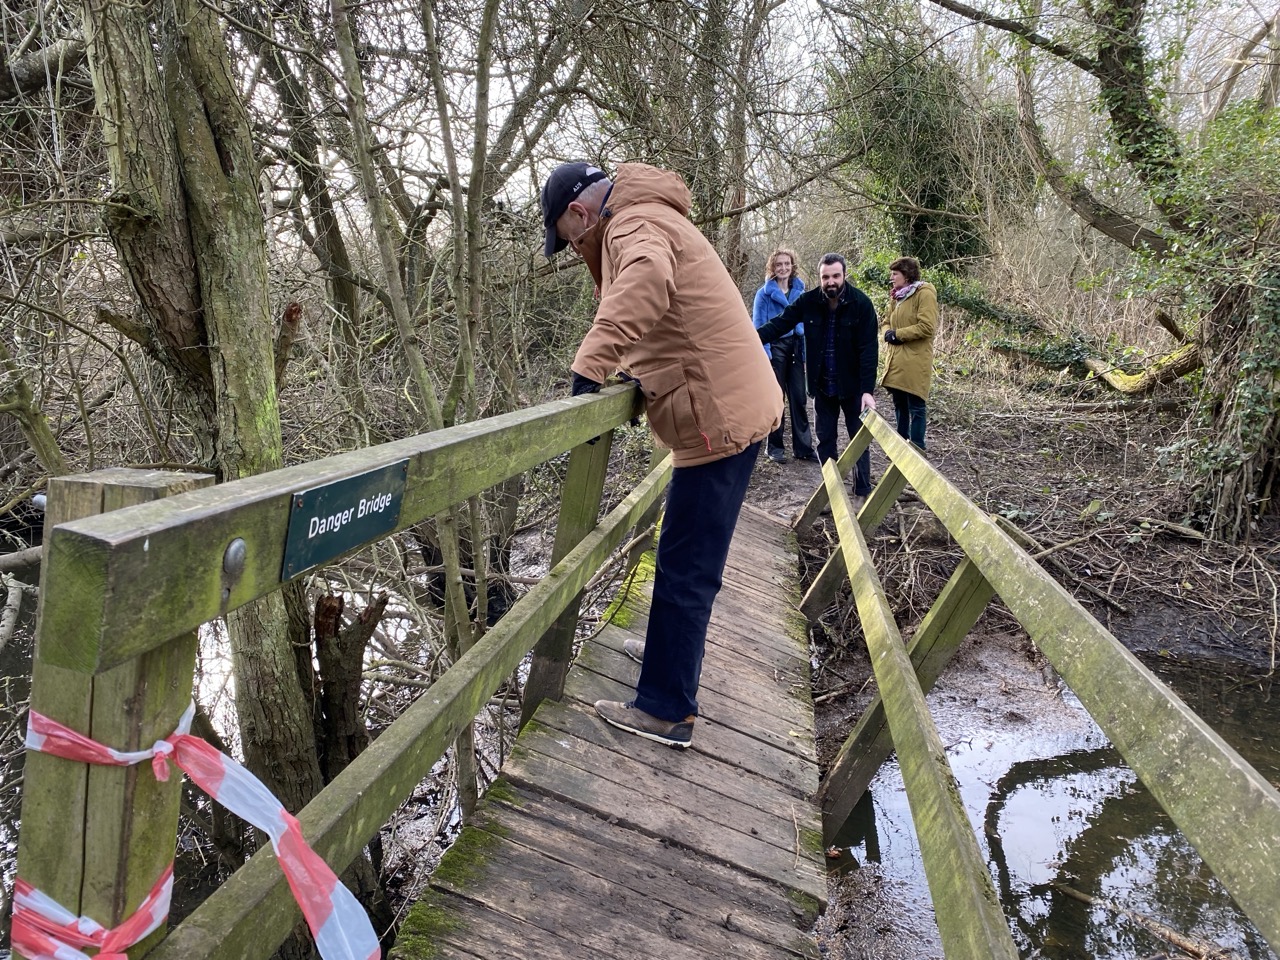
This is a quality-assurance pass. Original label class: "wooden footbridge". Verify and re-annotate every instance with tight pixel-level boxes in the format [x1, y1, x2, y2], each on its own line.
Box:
[395, 505, 825, 959]
[13, 386, 1280, 960]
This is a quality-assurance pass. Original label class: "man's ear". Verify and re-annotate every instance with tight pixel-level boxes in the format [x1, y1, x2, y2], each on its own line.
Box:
[557, 200, 586, 240]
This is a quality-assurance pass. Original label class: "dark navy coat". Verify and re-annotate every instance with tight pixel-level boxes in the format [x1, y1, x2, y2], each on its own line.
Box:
[755, 282, 879, 400]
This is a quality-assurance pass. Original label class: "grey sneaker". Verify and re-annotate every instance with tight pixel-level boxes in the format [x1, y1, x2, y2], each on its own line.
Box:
[623, 638, 645, 663]
[594, 700, 694, 748]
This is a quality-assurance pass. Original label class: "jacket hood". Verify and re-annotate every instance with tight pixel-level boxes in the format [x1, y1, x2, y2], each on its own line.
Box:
[602, 163, 692, 220]
[572, 164, 692, 286]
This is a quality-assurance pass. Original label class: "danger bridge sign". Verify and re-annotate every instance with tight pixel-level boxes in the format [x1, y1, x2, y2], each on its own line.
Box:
[281, 459, 409, 580]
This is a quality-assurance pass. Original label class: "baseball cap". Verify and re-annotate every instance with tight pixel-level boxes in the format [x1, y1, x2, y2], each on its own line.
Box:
[541, 162, 608, 256]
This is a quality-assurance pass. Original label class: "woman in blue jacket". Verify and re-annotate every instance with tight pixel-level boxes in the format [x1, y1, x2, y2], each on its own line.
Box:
[753, 247, 815, 463]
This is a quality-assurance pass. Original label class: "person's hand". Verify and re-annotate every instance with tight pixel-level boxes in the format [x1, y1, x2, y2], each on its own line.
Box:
[571, 372, 601, 396]
[861, 392, 877, 415]
[571, 372, 604, 444]
[883, 329, 900, 344]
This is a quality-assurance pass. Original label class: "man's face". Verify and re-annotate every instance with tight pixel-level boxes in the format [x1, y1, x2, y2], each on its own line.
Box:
[820, 262, 845, 298]
[557, 201, 598, 252]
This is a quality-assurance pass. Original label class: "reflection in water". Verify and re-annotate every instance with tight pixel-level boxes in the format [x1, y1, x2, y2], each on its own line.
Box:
[833, 658, 1279, 959]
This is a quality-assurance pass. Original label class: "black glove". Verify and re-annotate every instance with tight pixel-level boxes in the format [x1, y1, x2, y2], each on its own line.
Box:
[571, 372, 601, 396]
[884, 330, 900, 344]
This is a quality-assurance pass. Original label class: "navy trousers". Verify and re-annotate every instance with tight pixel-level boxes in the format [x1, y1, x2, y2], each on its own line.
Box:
[813, 393, 872, 496]
[888, 387, 927, 451]
[767, 337, 814, 459]
[634, 441, 761, 721]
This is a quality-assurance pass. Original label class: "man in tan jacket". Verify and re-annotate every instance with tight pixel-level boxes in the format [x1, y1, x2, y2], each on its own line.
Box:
[541, 160, 782, 747]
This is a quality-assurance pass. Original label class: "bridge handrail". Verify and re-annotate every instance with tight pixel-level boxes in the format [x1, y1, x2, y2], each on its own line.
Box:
[817, 411, 1280, 953]
[147, 454, 673, 960]
[37, 386, 642, 674]
[15, 385, 659, 960]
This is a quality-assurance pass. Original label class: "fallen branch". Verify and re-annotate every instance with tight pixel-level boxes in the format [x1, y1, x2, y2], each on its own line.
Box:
[1057, 398, 1186, 414]
[0, 573, 37, 656]
[1053, 883, 1242, 959]
[0, 546, 42, 573]
[994, 516, 1130, 613]
[1083, 342, 1201, 395]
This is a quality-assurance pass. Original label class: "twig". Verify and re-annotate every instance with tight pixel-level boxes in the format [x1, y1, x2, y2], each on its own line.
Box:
[412, 563, 542, 586]
[1137, 516, 1207, 541]
[362, 671, 435, 690]
[995, 517, 1130, 613]
[791, 803, 801, 870]
[1030, 531, 1098, 560]
[1053, 884, 1242, 959]
[585, 524, 656, 592]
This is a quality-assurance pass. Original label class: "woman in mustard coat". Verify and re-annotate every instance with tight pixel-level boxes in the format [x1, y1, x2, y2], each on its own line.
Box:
[880, 257, 938, 451]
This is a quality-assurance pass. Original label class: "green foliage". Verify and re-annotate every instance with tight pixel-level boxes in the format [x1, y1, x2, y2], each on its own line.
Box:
[827, 41, 1035, 270]
[854, 254, 1041, 333]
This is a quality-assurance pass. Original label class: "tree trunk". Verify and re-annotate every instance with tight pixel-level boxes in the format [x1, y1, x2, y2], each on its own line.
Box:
[1198, 279, 1280, 541]
[0, 342, 69, 477]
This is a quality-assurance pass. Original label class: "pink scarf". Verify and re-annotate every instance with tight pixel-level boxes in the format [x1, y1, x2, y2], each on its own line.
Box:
[891, 280, 923, 302]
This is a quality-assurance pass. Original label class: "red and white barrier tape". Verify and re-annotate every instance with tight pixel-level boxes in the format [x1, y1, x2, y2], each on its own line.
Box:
[12, 866, 171, 960]
[16, 704, 380, 960]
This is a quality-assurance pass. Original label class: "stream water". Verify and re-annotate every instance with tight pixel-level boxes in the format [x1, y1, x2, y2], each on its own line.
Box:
[827, 655, 1279, 959]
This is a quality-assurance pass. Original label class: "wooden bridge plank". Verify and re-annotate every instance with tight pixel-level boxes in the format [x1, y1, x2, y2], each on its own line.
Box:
[430, 824, 810, 960]
[399, 887, 618, 960]
[587, 626, 813, 729]
[526, 696, 814, 830]
[565, 659, 818, 797]
[476, 785, 819, 947]
[605, 596, 812, 670]
[572, 640, 817, 764]
[506, 710, 821, 892]
[391, 489, 825, 960]
[593, 618, 812, 702]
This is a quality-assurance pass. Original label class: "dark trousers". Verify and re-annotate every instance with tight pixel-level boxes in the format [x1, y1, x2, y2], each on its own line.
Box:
[767, 337, 814, 459]
[888, 387, 927, 451]
[635, 442, 761, 721]
[814, 393, 872, 496]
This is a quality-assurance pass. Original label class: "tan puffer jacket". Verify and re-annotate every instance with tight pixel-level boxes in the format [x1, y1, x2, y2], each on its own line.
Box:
[570, 164, 782, 466]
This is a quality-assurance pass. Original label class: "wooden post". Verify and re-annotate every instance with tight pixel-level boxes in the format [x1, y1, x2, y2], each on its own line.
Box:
[15, 468, 213, 958]
[520, 433, 613, 727]
[799, 460, 908, 619]
[819, 556, 995, 839]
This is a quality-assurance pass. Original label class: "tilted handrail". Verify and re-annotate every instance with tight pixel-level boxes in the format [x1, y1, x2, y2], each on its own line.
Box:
[15, 385, 661, 960]
[822, 460, 1020, 960]
[811, 411, 1280, 955]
